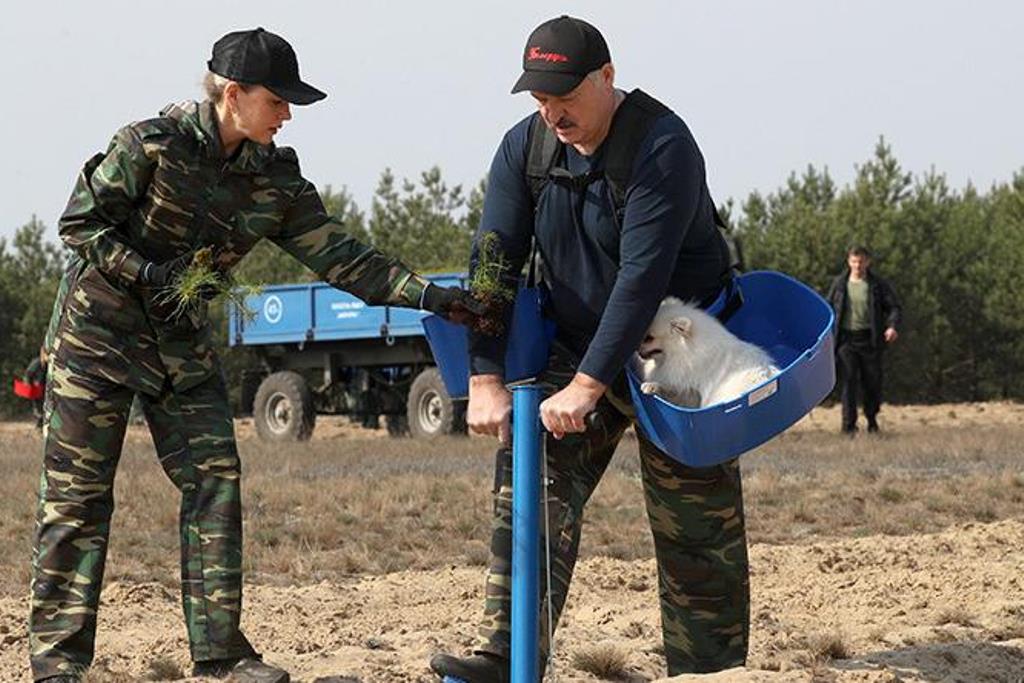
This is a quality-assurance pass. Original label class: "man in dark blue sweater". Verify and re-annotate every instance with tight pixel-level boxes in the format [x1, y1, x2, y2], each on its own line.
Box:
[431, 16, 748, 681]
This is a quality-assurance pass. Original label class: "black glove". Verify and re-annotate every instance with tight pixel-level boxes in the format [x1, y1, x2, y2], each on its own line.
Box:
[421, 284, 486, 326]
[139, 252, 193, 288]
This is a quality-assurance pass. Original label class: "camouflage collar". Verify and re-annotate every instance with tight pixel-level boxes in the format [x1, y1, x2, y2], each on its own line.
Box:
[197, 100, 275, 174]
[196, 100, 226, 159]
[162, 100, 274, 174]
[232, 137, 275, 175]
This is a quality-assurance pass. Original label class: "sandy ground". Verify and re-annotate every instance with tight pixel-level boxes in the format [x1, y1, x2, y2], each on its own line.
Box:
[1, 402, 1022, 681]
[2, 518, 1023, 681]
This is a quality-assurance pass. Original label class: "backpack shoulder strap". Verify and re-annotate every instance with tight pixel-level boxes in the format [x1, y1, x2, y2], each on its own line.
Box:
[525, 114, 562, 207]
[603, 89, 670, 210]
[524, 90, 669, 210]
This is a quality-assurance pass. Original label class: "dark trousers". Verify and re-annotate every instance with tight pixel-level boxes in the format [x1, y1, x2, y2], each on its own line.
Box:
[836, 330, 883, 430]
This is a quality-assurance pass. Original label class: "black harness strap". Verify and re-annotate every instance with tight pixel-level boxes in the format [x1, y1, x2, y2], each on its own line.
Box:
[602, 90, 670, 213]
[524, 88, 744, 313]
[525, 114, 563, 207]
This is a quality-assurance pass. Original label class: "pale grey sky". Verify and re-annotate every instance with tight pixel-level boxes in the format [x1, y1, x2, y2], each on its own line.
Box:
[1, 1, 1021, 242]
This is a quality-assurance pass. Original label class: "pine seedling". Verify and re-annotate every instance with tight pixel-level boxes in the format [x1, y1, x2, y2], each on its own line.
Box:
[469, 232, 516, 335]
[159, 247, 262, 322]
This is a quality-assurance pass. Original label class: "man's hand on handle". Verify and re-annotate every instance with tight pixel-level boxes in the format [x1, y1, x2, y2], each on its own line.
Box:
[540, 373, 606, 440]
[883, 327, 898, 344]
[468, 372, 607, 444]
[467, 374, 513, 445]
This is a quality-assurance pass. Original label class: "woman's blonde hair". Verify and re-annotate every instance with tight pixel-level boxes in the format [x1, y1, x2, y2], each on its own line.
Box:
[202, 72, 251, 104]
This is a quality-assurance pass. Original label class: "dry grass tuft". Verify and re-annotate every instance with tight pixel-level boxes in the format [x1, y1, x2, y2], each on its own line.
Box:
[806, 628, 850, 662]
[935, 603, 975, 627]
[81, 660, 137, 683]
[144, 656, 184, 681]
[572, 641, 631, 679]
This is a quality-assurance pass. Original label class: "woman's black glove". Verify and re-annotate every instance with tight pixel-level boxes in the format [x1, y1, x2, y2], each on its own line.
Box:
[421, 284, 487, 328]
[138, 253, 193, 288]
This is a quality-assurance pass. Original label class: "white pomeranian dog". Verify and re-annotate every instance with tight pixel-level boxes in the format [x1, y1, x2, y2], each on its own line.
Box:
[634, 297, 780, 408]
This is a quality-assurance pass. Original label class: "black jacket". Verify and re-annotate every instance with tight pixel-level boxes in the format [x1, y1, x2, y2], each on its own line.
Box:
[827, 270, 902, 349]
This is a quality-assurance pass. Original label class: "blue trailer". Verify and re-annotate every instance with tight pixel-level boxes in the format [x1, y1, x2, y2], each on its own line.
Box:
[228, 273, 468, 441]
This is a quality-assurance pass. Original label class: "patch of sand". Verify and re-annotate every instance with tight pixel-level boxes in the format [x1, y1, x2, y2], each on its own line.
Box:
[2, 519, 1022, 681]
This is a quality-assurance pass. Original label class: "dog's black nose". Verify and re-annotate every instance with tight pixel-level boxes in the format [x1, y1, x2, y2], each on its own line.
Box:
[638, 348, 661, 361]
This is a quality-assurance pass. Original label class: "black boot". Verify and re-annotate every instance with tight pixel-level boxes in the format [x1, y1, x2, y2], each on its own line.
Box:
[867, 417, 880, 433]
[192, 657, 290, 682]
[429, 652, 509, 683]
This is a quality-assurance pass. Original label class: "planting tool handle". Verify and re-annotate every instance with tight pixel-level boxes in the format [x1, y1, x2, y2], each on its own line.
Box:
[511, 385, 543, 683]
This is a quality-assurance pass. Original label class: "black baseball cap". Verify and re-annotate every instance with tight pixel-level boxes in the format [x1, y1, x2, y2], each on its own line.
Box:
[208, 27, 327, 105]
[511, 16, 611, 96]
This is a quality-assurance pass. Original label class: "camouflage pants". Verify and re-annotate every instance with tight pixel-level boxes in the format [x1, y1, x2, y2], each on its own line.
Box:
[474, 349, 750, 675]
[30, 356, 255, 681]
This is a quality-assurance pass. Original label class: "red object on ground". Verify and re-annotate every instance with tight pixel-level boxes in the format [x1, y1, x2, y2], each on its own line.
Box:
[13, 378, 44, 400]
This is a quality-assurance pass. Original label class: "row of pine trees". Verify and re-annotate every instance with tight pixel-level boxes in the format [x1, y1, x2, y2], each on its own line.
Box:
[1, 140, 1021, 415]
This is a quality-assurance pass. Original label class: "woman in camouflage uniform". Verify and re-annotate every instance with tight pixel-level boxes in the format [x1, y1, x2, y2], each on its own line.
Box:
[30, 28, 478, 683]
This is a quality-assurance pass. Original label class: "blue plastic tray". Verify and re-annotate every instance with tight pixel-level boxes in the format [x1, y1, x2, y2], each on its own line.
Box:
[423, 271, 834, 466]
[628, 270, 835, 467]
[422, 287, 556, 399]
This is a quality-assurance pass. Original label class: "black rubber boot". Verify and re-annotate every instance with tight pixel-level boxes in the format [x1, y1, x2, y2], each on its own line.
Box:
[429, 652, 509, 683]
[192, 657, 290, 682]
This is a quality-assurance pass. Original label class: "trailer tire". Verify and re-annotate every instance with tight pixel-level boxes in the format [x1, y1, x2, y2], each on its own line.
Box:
[407, 368, 465, 439]
[253, 371, 316, 442]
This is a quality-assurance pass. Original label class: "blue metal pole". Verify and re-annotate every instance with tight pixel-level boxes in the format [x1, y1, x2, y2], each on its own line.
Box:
[511, 385, 543, 683]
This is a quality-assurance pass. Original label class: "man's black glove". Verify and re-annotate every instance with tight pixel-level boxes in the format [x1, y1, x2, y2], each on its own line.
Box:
[138, 253, 193, 288]
[421, 284, 487, 328]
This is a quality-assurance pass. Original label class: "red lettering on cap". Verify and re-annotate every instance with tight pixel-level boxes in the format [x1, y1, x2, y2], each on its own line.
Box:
[527, 46, 569, 63]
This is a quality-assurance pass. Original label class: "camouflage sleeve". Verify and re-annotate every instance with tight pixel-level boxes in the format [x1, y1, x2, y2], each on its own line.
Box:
[273, 177, 427, 307]
[57, 126, 153, 284]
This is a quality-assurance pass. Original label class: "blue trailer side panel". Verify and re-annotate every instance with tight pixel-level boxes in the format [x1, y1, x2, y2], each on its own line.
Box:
[229, 273, 467, 347]
[230, 285, 315, 346]
[313, 289, 384, 340]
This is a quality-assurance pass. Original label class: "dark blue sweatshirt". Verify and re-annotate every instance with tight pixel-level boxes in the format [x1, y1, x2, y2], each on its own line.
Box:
[469, 95, 730, 385]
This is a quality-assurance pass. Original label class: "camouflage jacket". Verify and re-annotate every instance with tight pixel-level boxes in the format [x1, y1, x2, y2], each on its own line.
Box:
[48, 100, 427, 396]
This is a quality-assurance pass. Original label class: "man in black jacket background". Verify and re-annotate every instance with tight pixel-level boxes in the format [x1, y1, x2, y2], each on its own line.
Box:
[827, 245, 902, 434]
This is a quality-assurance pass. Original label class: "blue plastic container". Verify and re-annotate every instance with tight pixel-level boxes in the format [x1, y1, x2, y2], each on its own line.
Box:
[628, 270, 835, 467]
[422, 287, 556, 399]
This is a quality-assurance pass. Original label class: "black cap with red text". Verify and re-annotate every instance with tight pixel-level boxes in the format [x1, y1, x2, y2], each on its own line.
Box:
[511, 16, 611, 96]
[208, 27, 327, 105]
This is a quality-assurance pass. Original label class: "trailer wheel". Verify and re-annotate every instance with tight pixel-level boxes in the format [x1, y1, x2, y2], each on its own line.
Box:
[407, 368, 465, 439]
[253, 371, 316, 442]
